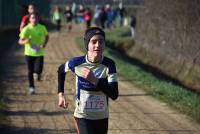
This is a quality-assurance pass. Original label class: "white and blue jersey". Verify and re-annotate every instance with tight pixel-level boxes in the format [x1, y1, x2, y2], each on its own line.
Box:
[58, 55, 118, 120]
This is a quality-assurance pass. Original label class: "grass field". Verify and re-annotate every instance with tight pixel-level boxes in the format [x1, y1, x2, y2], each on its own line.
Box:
[76, 27, 200, 123]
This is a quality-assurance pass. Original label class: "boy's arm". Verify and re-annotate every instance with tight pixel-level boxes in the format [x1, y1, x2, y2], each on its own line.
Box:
[97, 60, 119, 100]
[20, 22, 26, 32]
[42, 35, 49, 48]
[57, 63, 69, 109]
[19, 27, 29, 45]
[58, 63, 66, 93]
[41, 26, 49, 48]
[18, 38, 29, 45]
[96, 79, 118, 100]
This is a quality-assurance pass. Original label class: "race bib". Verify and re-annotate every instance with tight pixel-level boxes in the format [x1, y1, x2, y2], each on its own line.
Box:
[31, 44, 40, 52]
[79, 94, 106, 112]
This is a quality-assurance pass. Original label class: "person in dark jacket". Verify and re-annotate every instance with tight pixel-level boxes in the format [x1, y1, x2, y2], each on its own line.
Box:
[64, 5, 73, 32]
[99, 7, 107, 29]
[130, 15, 136, 38]
[84, 8, 92, 29]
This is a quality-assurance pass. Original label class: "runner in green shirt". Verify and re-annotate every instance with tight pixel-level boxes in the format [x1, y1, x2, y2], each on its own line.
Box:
[52, 5, 62, 31]
[19, 12, 49, 94]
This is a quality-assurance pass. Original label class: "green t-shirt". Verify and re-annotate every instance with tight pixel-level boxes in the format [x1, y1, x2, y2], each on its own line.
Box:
[53, 11, 61, 21]
[19, 23, 48, 56]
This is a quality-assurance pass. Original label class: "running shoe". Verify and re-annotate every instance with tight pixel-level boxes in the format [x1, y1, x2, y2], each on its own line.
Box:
[33, 73, 41, 81]
[29, 87, 35, 95]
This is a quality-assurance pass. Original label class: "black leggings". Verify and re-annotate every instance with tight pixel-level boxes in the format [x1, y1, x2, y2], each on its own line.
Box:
[75, 118, 108, 134]
[56, 19, 61, 31]
[86, 20, 91, 29]
[25, 56, 44, 88]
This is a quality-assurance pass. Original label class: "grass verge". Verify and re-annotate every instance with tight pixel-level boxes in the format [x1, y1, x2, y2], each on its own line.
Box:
[75, 27, 200, 123]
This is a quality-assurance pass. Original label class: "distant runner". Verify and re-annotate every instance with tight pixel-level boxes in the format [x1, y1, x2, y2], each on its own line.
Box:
[64, 5, 73, 32]
[57, 27, 118, 134]
[18, 12, 49, 94]
[19, 3, 36, 32]
[52, 5, 62, 32]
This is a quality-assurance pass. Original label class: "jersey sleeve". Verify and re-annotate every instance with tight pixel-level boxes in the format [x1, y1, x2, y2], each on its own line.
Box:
[57, 59, 76, 93]
[43, 25, 48, 36]
[21, 15, 28, 24]
[96, 59, 119, 100]
[107, 60, 118, 83]
[19, 26, 29, 39]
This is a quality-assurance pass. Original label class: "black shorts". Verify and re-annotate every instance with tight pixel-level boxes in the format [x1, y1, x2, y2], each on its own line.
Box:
[75, 118, 108, 134]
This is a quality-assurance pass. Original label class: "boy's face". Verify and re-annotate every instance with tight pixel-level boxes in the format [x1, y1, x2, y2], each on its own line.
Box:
[28, 5, 34, 14]
[87, 35, 105, 56]
[29, 14, 38, 25]
[66, 6, 70, 10]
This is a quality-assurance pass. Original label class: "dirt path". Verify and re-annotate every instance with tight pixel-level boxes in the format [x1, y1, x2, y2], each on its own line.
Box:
[1, 25, 200, 134]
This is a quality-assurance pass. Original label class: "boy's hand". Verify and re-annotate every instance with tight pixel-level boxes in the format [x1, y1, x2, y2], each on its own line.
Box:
[58, 92, 68, 109]
[41, 43, 46, 48]
[82, 67, 98, 85]
[24, 38, 30, 44]
[18, 38, 30, 45]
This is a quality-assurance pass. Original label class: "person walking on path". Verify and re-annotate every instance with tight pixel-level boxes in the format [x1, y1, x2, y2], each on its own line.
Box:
[84, 7, 92, 29]
[76, 4, 85, 24]
[117, 2, 126, 27]
[99, 7, 107, 29]
[18, 12, 49, 95]
[64, 5, 73, 32]
[105, 4, 114, 29]
[57, 27, 118, 134]
[93, 5, 101, 27]
[130, 15, 136, 38]
[19, 3, 36, 32]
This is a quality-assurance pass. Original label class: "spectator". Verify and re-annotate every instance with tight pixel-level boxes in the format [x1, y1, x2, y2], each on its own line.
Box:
[84, 8, 92, 29]
[105, 4, 114, 29]
[130, 15, 136, 38]
[77, 5, 85, 24]
[117, 2, 126, 27]
[71, 2, 77, 24]
[93, 5, 101, 27]
[99, 7, 107, 29]
[64, 5, 73, 32]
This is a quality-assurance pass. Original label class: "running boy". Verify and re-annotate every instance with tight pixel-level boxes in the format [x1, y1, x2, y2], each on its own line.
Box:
[52, 5, 62, 31]
[19, 12, 49, 94]
[57, 27, 118, 134]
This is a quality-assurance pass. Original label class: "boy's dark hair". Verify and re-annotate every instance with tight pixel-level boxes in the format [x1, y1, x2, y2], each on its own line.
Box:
[28, 3, 35, 8]
[84, 27, 105, 50]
